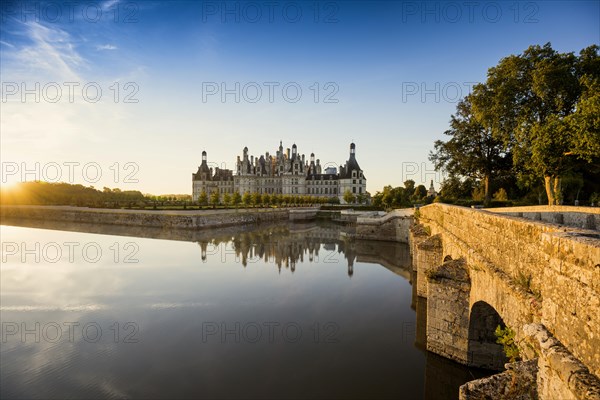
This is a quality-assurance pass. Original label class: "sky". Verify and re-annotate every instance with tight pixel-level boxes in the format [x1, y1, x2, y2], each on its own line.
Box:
[1, 0, 599, 195]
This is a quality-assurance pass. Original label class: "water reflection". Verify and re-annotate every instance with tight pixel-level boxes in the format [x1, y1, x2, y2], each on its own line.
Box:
[1, 219, 484, 399]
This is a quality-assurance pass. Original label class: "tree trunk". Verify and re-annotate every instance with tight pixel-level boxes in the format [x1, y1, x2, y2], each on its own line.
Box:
[483, 175, 491, 207]
[544, 175, 562, 205]
[554, 176, 562, 205]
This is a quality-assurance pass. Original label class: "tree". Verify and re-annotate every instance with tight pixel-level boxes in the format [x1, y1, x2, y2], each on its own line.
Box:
[381, 185, 394, 208]
[232, 192, 242, 208]
[343, 189, 356, 204]
[242, 192, 252, 206]
[565, 76, 600, 163]
[412, 185, 427, 202]
[251, 192, 261, 207]
[261, 193, 271, 206]
[430, 95, 509, 206]
[223, 192, 231, 206]
[356, 193, 365, 204]
[471, 43, 599, 205]
[198, 191, 208, 206]
[210, 190, 220, 207]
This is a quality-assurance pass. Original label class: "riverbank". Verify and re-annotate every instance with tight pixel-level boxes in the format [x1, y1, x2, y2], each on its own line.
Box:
[0, 205, 314, 230]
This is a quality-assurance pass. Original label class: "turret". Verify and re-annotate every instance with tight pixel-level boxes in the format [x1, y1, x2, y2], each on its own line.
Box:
[350, 142, 356, 158]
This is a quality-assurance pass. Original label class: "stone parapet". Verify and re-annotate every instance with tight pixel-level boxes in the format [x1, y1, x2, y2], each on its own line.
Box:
[486, 205, 600, 231]
[524, 324, 600, 400]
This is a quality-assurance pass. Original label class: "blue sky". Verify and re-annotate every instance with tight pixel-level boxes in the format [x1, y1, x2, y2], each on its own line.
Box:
[1, 0, 598, 194]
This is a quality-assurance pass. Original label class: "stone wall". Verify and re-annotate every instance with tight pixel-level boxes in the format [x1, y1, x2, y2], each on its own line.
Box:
[426, 259, 471, 365]
[0, 205, 291, 230]
[353, 208, 414, 243]
[416, 234, 442, 297]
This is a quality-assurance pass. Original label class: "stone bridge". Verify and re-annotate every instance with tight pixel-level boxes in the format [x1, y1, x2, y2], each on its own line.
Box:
[410, 203, 600, 400]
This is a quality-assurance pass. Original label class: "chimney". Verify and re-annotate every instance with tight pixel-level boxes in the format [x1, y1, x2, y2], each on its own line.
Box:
[286, 148, 290, 159]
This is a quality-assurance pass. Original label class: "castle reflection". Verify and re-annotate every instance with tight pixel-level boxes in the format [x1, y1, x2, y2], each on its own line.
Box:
[195, 223, 411, 277]
[0, 217, 411, 277]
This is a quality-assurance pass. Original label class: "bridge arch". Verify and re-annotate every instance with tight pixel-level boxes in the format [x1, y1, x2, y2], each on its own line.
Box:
[468, 300, 508, 371]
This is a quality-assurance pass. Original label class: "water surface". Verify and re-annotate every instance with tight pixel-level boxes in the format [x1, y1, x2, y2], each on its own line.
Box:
[1, 221, 485, 399]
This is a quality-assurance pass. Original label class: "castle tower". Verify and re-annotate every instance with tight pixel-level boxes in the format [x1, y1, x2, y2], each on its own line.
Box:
[339, 142, 366, 204]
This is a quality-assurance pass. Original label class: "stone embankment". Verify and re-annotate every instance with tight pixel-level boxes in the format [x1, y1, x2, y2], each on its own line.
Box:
[350, 208, 414, 243]
[0, 205, 319, 230]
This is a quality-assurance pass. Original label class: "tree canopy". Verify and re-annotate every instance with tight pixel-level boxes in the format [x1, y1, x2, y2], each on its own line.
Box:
[432, 43, 600, 205]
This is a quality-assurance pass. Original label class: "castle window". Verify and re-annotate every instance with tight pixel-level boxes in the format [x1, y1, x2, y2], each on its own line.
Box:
[352, 187, 356, 193]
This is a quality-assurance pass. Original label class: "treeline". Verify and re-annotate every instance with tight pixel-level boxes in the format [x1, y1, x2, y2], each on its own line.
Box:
[1, 182, 146, 207]
[371, 180, 432, 209]
[196, 191, 342, 207]
[430, 43, 600, 206]
[0, 181, 350, 209]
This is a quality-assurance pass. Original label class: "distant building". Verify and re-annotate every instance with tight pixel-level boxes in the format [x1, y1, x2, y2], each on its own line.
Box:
[427, 180, 437, 197]
[192, 142, 366, 204]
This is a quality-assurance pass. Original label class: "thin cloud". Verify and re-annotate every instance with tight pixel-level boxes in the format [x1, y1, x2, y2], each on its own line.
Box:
[6, 21, 86, 82]
[0, 40, 15, 48]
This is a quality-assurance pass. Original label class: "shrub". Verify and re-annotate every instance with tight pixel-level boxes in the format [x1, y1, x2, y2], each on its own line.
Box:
[495, 325, 521, 363]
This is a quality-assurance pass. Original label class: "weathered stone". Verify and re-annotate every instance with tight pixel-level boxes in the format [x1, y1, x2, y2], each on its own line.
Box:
[524, 323, 600, 400]
[459, 359, 538, 400]
[352, 209, 414, 242]
[416, 234, 443, 298]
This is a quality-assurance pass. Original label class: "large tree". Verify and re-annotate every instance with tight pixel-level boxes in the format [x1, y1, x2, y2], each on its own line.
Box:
[471, 43, 599, 205]
[430, 95, 509, 205]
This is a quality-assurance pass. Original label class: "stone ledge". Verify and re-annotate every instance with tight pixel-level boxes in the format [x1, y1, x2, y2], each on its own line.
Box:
[524, 323, 600, 400]
[427, 258, 471, 285]
[459, 359, 538, 400]
[417, 233, 442, 250]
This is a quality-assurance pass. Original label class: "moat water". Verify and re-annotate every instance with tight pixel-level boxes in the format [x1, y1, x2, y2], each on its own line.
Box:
[0, 220, 489, 399]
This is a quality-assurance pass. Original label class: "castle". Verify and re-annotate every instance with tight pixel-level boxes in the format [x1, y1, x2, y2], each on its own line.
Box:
[192, 142, 366, 204]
